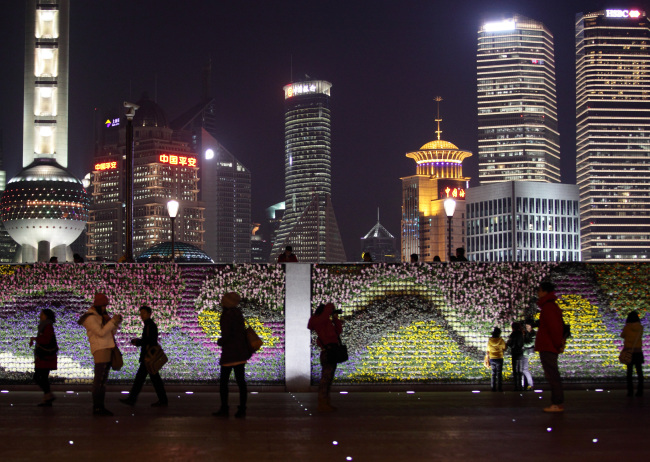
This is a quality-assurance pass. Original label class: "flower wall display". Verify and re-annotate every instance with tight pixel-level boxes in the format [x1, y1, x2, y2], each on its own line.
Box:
[311, 263, 645, 384]
[0, 264, 285, 385]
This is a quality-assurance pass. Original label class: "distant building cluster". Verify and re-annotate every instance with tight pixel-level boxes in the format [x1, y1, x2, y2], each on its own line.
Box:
[1, 4, 648, 263]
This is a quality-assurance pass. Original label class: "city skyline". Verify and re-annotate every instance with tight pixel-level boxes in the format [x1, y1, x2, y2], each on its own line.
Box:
[0, 1, 636, 259]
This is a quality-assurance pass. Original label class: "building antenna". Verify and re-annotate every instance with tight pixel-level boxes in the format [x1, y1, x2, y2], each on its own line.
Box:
[435, 96, 443, 140]
[377, 207, 380, 223]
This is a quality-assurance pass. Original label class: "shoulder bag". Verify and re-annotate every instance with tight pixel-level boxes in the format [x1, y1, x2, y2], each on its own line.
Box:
[245, 320, 264, 354]
[619, 329, 643, 365]
[144, 344, 168, 375]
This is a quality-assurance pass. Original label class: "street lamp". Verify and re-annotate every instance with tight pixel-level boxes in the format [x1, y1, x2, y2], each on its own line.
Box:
[167, 200, 179, 263]
[123, 101, 139, 262]
[443, 198, 456, 262]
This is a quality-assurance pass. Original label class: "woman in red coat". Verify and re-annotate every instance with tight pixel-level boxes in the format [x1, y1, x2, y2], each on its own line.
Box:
[29, 308, 58, 407]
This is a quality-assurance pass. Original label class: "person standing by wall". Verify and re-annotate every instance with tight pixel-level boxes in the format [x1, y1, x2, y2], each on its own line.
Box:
[506, 322, 525, 391]
[213, 292, 250, 418]
[30, 308, 58, 406]
[278, 246, 298, 263]
[621, 311, 644, 397]
[308, 303, 343, 412]
[522, 319, 536, 390]
[119, 305, 168, 407]
[487, 327, 506, 392]
[78, 293, 122, 416]
[535, 281, 565, 413]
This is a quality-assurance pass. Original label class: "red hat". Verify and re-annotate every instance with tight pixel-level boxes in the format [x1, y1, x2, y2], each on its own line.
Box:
[93, 292, 109, 307]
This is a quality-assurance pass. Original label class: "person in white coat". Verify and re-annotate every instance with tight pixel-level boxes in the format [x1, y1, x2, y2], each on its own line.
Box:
[78, 293, 122, 416]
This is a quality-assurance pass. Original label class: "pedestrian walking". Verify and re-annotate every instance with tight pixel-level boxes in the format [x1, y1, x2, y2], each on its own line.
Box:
[621, 310, 644, 397]
[522, 319, 536, 390]
[30, 308, 58, 407]
[308, 303, 343, 411]
[213, 292, 250, 418]
[506, 322, 525, 391]
[535, 281, 565, 413]
[119, 305, 168, 407]
[486, 327, 506, 392]
[78, 293, 122, 416]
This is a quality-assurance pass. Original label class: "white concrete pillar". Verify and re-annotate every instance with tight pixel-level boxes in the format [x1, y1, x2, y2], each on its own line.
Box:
[284, 263, 312, 392]
[52, 244, 68, 262]
[37, 241, 50, 262]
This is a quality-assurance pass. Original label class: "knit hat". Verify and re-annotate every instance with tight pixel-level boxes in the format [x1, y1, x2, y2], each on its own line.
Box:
[93, 292, 109, 307]
[221, 292, 241, 309]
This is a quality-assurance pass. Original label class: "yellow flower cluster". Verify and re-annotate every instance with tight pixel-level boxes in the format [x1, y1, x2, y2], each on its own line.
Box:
[198, 310, 278, 349]
[557, 295, 622, 369]
[350, 320, 494, 382]
[0, 265, 16, 276]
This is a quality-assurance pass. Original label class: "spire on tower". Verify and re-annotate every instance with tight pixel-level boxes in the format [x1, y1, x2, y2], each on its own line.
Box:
[434, 96, 443, 141]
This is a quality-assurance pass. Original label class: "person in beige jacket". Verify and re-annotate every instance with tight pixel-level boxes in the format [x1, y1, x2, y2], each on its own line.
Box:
[486, 327, 506, 392]
[78, 293, 122, 416]
[621, 311, 644, 397]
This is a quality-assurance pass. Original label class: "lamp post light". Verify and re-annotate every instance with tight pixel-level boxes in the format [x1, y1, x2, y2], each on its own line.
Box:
[123, 101, 139, 262]
[167, 200, 179, 263]
[443, 198, 456, 262]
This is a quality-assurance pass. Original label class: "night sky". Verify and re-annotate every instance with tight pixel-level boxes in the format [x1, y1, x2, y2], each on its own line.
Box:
[0, 0, 616, 259]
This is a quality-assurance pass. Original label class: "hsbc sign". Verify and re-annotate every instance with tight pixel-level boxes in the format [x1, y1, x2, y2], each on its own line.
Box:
[606, 9, 641, 18]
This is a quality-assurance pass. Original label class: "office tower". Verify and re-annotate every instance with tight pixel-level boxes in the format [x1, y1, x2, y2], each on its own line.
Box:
[172, 100, 251, 263]
[400, 111, 472, 262]
[87, 94, 204, 261]
[271, 79, 346, 262]
[466, 182, 581, 262]
[0, 131, 18, 262]
[576, 9, 650, 261]
[477, 15, 560, 183]
[360, 211, 399, 263]
[0, 0, 88, 263]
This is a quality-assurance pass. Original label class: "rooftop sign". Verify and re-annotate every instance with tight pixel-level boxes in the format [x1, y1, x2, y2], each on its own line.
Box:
[606, 9, 641, 18]
[159, 154, 197, 167]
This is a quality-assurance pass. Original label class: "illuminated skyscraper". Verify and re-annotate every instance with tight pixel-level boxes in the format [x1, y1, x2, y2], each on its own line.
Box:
[477, 15, 560, 183]
[271, 80, 346, 262]
[0, 0, 88, 263]
[576, 9, 650, 261]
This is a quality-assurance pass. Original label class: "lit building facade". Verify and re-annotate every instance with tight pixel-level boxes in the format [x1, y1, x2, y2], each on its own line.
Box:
[401, 119, 472, 262]
[477, 15, 560, 183]
[271, 80, 346, 262]
[466, 182, 581, 262]
[172, 101, 251, 263]
[360, 213, 399, 263]
[87, 95, 204, 261]
[575, 9, 650, 261]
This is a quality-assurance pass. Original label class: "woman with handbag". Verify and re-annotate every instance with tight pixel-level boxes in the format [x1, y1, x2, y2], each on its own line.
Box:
[213, 292, 251, 418]
[308, 303, 343, 412]
[29, 308, 58, 406]
[78, 292, 122, 416]
[621, 311, 644, 397]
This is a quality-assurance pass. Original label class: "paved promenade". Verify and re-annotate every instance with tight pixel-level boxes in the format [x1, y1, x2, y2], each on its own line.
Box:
[0, 386, 647, 461]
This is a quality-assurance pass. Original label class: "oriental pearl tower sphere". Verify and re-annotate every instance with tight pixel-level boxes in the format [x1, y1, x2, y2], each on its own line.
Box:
[0, 159, 89, 262]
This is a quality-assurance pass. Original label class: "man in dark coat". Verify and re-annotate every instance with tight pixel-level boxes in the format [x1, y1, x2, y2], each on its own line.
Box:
[535, 281, 565, 412]
[119, 306, 168, 407]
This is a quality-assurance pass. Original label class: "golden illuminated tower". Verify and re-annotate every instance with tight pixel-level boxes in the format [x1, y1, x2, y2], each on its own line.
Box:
[401, 98, 472, 262]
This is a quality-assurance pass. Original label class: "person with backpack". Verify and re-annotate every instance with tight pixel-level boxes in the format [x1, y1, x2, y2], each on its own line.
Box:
[308, 303, 343, 412]
[535, 281, 565, 413]
[506, 322, 525, 391]
[621, 310, 644, 397]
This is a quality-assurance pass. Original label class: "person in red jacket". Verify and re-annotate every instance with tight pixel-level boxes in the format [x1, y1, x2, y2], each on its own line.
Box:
[308, 303, 343, 412]
[29, 309, 58, 407]
[277, 245, 299, 263]
[535, 281, 565, 413]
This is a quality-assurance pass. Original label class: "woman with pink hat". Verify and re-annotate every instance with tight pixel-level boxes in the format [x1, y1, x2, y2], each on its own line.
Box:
[78, 292, 122, 416]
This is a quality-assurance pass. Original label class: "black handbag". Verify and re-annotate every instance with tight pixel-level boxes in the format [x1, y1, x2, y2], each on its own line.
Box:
[325, 342, 349, 364]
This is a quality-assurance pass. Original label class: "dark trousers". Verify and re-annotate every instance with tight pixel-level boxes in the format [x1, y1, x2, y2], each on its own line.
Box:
[627, 361, 644, 396]
[539, 351, 564, 405]
[128, 362, 167, 403]
[92, 362, 111, 410]
[512, 358, 524, 390]
[490, 358, 503, 391]
[220, 364, 247, 408]
[33, 368, 51, 394]
[319, 351, 338, 402]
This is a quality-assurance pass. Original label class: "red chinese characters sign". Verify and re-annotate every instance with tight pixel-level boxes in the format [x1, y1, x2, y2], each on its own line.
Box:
[441, 187, 466, 200]
[159, 154, 197, 167]
[95, 161, 118, 171]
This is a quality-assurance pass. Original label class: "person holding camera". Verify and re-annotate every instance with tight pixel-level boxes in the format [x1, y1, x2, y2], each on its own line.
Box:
[308, 303, 343, 412]
[78, 293, 122, 416]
